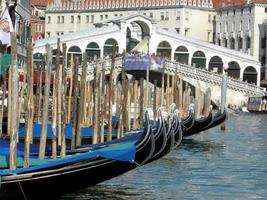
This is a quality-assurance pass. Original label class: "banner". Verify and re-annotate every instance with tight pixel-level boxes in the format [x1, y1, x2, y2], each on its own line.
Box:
[0, 9, 14, 45]
[125, 55, 150, 71]
[125, 55, 164, 72]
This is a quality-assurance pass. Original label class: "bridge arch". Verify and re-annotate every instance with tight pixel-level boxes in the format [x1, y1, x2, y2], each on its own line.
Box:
[208, 56, 223, 74]
[174, 46, 189, 65]
[86, 42, 101, 60]
[104, 38, 119, 57]
[243, 66, 257, 84]
[191, 50, 206, 68]
[33, 53, 43, 69]
[227, 61, 240, 79]
[156, 41, 172, 59]
[125, 17, 152, 53]
[67, 46, 82, 66]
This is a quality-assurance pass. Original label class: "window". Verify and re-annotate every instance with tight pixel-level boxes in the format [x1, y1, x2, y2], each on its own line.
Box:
[47, 16, 51, 24]
[246, 36, 251, 49]
[185, 11, 189, 21]
[176, 11, 180, 20]
[91, 15, 94, 23]
[240, 20, 243, 31]
[224, 38, 228, 48]
[71, 16, 74, 23]
[233, 9, 236, 16]
[248, 19, 251, 30]
[120, 14, 123, 16]
[185, 28, 189, 36]
[218, 39, 221, 46]
[225, 22, 228, 32]
[35, 24, 42, 32]
[86, 15, 89, 23]
[57, 16, 60, 24]
[46, 32, 50, 37]
[165, 12, 169, 20]
[160, 12, 164, 20]
[219, 23, 221, 32]
[100, 15, 103, 20]
[115, 14, 118, 17]
[143, 13, 146, 16]
[241, 9, 243, 15]
[150, 12, 153, 18]
[208, 14, 211, 22]
[105, 14, 108, 19]
[227, 10, 229, 16]
[176, 28, 180, 34]
[265, 7, 267, 13]
[77, 15, 81, 23]
[61, 16, 64, 23]
[249, 7, 252, 14]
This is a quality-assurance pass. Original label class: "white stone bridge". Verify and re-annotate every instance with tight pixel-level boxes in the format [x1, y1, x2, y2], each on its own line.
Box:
[34, 14, 267, 107]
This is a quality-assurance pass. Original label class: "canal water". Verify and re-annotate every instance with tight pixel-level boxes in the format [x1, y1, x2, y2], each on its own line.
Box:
[61, 113, 267, 200]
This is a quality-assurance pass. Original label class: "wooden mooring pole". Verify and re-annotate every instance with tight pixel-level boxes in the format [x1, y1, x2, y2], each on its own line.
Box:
[107, 46, 115, 141]
[24, 40, 34, 166]
[220, 74, 227, 131]
[9, 32, 19, 169]
[39, 44, 52, 159]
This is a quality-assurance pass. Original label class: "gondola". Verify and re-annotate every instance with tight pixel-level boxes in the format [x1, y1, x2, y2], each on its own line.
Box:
[0, 112, 155, 199]
[148, 112, 176, 163]
[182, 111, 213, 137]
[181, 108, 195, 133]
[199, 110, 227, 132]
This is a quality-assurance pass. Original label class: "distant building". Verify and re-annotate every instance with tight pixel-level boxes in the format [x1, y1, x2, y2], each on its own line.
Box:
[215, 0, 267, 80]
[45, 0, 216, 43]
[31, 0, 50, 42]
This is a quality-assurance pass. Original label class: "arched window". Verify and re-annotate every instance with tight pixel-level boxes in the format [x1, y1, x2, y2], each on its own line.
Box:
[86, 42, 101, 59]
[227, 61, 240, 78]
[156, 41, 172, 59]
[208, 56, 223, 74]
[67, 46, 82, 66]
[104, 38, 118, 57]
[191, 51, 206, 68]
[174, 46, 189, 65]
[243, 66, 257, 84]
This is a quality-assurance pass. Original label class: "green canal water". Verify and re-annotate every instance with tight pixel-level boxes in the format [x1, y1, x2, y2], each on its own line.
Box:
[61, 113, 267, 200]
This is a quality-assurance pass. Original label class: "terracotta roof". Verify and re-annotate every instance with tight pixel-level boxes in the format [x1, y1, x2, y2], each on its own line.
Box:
[213, 0, 267, 10]
[32, 0, 52, 7]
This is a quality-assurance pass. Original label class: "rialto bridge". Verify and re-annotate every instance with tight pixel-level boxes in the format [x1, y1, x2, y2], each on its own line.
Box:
[34, 14, 266, 106]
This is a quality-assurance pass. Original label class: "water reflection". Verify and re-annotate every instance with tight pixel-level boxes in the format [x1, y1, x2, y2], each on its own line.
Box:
[181, 138, 226, 153]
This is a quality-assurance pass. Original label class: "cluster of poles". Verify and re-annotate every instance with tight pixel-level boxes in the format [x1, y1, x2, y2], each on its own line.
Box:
[1, 34, 215, 170]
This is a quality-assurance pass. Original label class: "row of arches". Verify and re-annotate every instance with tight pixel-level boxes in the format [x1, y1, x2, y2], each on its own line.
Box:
[67, 38, 119, 64]
[156, 41, 257, 84]
[34, 38, 258, 85]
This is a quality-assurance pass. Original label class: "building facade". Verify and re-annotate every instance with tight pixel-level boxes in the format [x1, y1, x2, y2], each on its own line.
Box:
[0, 0, 31, 68]
[215, 1, 267, 80]
[31, 0, 49, 42]
[45, 0, 216, 43]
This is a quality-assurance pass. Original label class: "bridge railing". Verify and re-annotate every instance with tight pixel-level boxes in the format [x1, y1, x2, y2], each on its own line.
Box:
[164, 60, 267, 96]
